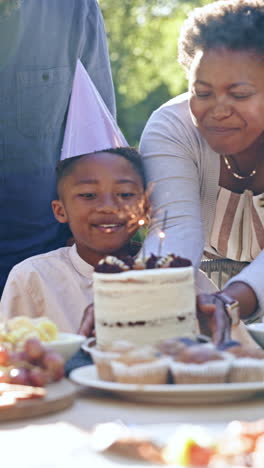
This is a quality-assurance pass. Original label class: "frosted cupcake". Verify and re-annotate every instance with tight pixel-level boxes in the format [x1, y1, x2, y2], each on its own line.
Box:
[89, 340, 135, 381]
[226, 345, 264, 383]
[170, 344, 231, 384]
[110, 346, 170, 384]
[228, 358, 264, 383]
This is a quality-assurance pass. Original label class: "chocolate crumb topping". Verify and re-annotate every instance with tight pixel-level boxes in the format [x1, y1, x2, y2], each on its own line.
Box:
[95, 256, 130, 273]
[120, 255, 135, 269]
[145, 254, 159, 269]
[95, 263, 125, 273]
[169, 256, 192, 267]
[95, 253, 192, 273]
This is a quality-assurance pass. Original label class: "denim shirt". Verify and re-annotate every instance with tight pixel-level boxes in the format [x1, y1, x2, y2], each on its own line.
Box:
[0, 0, 116, 293]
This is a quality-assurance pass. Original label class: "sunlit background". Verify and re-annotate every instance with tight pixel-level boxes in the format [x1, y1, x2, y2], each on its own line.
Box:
[100, 0, 210, 145]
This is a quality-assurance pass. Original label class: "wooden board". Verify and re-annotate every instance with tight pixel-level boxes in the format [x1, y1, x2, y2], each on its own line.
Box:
[0, 379, 77, 422]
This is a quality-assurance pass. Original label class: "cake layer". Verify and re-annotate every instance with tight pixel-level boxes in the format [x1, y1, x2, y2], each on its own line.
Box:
[96, 315, 198, 346]
[93, 266, 198, 346]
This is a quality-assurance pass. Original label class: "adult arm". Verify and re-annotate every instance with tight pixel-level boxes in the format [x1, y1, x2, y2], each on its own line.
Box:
[196, 281, 256, 344]
[139, 99, 205, 269]
[81, 0, 116, 118]
[197, 251, 264, 344]
[140, 99, 264, 343]
[225, 250, 264, 320]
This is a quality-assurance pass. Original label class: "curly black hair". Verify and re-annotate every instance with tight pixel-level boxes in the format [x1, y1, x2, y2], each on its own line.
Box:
[56, 147, 147, 195]
[178, 0, 264, 74]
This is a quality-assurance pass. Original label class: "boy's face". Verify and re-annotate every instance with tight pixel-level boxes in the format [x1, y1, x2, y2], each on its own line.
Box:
[52, 152, 146, 266]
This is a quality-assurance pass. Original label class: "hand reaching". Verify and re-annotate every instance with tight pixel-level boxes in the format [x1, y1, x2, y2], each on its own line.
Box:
[196, 294, 231, 345]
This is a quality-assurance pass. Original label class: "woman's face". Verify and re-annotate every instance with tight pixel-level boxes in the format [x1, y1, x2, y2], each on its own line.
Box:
[189, 48, 264, 155]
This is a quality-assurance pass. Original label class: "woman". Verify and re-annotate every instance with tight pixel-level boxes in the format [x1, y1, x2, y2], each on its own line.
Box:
[140, 0, 264, 344]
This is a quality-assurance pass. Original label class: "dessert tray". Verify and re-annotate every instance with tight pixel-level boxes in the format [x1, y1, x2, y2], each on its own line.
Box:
[70, 365, 264, 404]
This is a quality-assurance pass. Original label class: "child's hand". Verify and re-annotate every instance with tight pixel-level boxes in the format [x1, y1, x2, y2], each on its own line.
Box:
[78, 304, 95, 337]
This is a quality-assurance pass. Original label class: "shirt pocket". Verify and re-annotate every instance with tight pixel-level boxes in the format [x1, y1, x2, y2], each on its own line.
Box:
[16, 67, 71, 137]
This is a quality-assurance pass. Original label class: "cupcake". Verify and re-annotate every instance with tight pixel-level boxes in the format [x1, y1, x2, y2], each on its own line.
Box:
[110, 346, 170, 384]
[227, 345, 264, 359]
[228, 358, 264, 383]
[225, 345, 264, 383]
[170, 344, 231, 384]
[90, 340, 135, 381]
[157, 337, 196, 359]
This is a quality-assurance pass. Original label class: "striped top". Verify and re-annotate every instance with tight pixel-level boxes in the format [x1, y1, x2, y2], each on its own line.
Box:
[210, 188, 264, 262]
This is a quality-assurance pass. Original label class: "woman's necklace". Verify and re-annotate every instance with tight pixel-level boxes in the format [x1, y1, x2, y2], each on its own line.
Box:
[222, 154, 257, 180]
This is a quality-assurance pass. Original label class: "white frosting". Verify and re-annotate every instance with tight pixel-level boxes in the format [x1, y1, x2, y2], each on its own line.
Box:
[93, 266, 198, 346]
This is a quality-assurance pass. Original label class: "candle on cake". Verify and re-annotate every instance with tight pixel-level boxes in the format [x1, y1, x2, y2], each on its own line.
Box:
[158, 210, 168, 257]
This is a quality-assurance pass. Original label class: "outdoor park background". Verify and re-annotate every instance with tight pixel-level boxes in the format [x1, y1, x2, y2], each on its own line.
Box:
[100, 0, 211, 145]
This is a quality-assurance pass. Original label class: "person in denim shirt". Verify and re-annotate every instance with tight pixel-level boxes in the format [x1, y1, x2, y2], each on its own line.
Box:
[0, 0, 116, 295]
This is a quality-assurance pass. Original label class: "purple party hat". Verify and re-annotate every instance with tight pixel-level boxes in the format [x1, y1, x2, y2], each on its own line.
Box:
[61, 60, 127, 160]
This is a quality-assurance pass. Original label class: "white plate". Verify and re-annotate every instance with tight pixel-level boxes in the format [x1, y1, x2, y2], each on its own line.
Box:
[247, 323, 264, 348]
[70, 365, 264, 404]
[45, 332, 85, 361]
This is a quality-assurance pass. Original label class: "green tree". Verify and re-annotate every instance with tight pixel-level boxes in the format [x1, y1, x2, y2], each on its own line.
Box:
[101, 0, 209, 144]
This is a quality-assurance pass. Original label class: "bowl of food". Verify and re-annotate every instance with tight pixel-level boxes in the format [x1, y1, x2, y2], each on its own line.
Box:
[0, 316, 85, 361]
[46, 332, 86, 360]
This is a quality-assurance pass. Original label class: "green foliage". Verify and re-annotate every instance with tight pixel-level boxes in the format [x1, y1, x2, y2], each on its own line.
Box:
[100, 0, 210, 145]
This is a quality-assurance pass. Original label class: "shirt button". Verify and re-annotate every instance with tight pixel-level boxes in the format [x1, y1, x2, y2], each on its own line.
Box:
[42, 72, 49, 81]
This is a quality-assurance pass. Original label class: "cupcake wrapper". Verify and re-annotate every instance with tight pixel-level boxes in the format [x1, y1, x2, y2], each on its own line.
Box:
[170, 360, 230, 384]
[228, 358, 264, 383]
[110, 358, 170, 384]
[89, 348, 120, 381]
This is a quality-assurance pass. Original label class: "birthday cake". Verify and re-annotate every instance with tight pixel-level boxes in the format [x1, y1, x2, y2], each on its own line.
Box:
[93, 254, 198, 346]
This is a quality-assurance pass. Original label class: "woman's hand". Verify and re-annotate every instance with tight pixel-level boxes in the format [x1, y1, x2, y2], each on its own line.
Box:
[196, 294, 231, 345]
[78, 304, 95, 337]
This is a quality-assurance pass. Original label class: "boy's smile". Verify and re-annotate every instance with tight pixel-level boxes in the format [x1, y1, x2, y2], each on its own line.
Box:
[52, 152, 146, 266]
[92, 223, 125, 234]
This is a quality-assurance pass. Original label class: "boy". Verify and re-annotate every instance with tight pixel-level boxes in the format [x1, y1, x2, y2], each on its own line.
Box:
[0, 147, 148, 333]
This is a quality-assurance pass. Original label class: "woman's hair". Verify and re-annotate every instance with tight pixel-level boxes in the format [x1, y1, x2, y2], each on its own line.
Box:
[56, 147, 147, 192]
[178, 0, 264, 74]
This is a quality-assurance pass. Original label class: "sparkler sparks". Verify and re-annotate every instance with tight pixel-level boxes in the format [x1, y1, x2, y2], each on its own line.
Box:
[138, 219, 145, 226]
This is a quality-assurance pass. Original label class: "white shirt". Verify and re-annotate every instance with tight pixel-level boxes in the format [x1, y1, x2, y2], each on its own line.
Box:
[0, 245, 94, 332]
